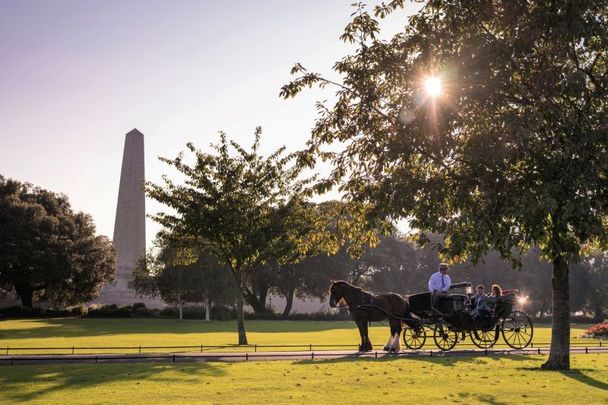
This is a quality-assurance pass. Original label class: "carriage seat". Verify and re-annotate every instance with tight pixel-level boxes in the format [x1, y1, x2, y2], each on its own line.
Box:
[408, 292, 467, 316]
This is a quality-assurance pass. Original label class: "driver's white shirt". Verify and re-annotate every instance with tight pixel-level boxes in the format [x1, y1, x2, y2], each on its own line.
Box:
[428, 271, 451, 293]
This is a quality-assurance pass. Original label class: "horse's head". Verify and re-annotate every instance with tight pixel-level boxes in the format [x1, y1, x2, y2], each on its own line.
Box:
[329, 280, 346, 308]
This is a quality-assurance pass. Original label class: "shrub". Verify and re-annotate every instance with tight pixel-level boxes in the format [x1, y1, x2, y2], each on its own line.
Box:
[159, 306, 178, 318]
[86, 304, 132, 318]
[211, 305, 233, 320]
[0, 306, 85, 318]
[132, 302, 147, 312]
[133, 306, 154, 317]
[581, 322, 608, 339]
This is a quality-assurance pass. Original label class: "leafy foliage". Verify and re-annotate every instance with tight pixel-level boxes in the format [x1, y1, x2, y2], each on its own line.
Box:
[283, 0, 608, 369]
[146, 129, 327, 343]
[0, 176, 115, 307]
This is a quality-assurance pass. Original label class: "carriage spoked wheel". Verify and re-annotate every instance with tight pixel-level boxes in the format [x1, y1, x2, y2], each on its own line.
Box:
[402, 326, 427, 350]
[433, 323, 458, 351]
[501, 310, 534, 349]
[469, 326, 499, 349]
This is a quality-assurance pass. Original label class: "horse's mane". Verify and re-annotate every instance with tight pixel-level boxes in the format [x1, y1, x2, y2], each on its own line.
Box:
[332, 280, 372, 296]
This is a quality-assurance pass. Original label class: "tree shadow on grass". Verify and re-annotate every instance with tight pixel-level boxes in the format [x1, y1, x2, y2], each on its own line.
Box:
[560, 369, 608, 391]
[0, 361, 225, 402]
[295, 353, 541, 367]
[516, 365, 608, 391]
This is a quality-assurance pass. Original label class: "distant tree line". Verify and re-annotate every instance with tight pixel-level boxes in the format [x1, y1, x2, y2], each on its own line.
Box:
[133, 228, 608, 322]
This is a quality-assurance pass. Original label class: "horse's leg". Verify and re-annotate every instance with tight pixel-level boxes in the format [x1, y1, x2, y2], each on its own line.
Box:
[355, 320, 366, 352]
[383, 320, 395, 351]
[362, 321, 373, 351]
[389, 319, 402, 352]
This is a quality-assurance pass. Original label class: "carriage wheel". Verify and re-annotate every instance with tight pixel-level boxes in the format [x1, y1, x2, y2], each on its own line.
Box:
[469, 326, 499, 349]
[402, 326, 427, 350]
[433, 323, 458, 351]
[501, 310, 534, 349]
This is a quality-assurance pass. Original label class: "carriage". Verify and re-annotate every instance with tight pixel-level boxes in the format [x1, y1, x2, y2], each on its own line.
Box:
[401, 282, 534, 351]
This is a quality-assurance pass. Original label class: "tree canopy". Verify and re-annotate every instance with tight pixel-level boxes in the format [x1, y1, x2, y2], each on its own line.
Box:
[0, 176, 115, 307]
[282, 0, 608, 369]
[147, 128, 327, 344]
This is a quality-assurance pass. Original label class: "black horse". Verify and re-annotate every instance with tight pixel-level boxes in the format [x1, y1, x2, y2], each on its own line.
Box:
[329, 280, 410, 352]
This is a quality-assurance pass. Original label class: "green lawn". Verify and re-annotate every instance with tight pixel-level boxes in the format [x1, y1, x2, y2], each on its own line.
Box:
[0, 318, 599, 354]
[0, 355, 606, 404]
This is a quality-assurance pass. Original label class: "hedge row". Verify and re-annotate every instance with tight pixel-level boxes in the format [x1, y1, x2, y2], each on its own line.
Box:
[0, 304, 350, 321]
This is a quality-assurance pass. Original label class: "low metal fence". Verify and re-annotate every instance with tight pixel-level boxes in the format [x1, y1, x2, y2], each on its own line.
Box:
[1, 346, 607, 366]
[2, 340, 604, 355]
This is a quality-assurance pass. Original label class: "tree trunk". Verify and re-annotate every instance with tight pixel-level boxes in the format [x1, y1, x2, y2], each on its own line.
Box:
[14, 283, 34, 308]
[592, 302, 605, 323]
[236, 273, 248, 345]
[281, 289, 295, 319]
[541, 256, 570, 370]
[177, 270, 183, 320]
[205, 298, 210, 321]
[244, 289, 269, 315]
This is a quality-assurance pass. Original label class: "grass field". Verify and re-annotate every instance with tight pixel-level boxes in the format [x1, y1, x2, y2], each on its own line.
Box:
[0, 355, 606, 404]
[0, 318, 599, 354]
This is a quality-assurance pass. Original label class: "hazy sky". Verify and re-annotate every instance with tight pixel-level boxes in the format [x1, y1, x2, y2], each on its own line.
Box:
[0, 0, 420, 245]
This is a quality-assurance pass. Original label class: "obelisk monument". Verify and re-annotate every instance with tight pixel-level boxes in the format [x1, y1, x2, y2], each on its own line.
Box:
[99, 128, 146, 304]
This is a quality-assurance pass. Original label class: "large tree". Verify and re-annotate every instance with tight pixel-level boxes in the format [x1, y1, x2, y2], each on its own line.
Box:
[0, 176, 115, 307]
[282, 1, 608, 369]
[147, 128, 322, 344]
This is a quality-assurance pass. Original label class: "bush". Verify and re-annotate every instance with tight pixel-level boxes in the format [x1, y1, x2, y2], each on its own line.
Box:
[86, 304, 132, 318]
[133, 306, 154, 317]
[132, 302, 147, 312]
[0, 306, 86, 318]
[211, 305, 233, 320]
[581, 322, 608, 339]
[159, 306, 178, 318]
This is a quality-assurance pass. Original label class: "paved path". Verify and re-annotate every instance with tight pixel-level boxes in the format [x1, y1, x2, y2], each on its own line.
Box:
[1, 347, 607, 365]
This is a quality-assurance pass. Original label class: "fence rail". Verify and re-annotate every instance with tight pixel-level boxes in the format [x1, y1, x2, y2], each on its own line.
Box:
[1, 346, 607, 366]
[2, 340, 604, 355]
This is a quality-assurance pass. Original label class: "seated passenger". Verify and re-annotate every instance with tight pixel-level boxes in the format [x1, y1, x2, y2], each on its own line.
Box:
[472, 285, 490, 325]
[485, 284, 502, 310]
[472, 285, 488, 311]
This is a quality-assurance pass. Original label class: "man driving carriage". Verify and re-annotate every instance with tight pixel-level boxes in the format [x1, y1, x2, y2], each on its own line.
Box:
[428, 263, 451, 294]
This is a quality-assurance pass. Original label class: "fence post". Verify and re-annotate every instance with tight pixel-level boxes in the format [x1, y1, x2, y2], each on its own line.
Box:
[139, 346, 141, 355]
[245, 353, 249, 361]
[95, 356, 98, 363]
[375, 351, 378, 359]
[585, 347, 588, 354]
[255, 344, 257, 352]
[309, 344, 312, 351]
[5, 347, 8, 355]
[311, 352, 314, 360]
[201, 345, 203, 353]
[537, 348, 541, 355]
[600, 341, 602, 348]
[72, 346, 75, 355]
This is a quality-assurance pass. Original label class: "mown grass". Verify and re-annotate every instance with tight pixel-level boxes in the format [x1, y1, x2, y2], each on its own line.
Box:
[0, 355, 606, 404]
[0, 318, 599, 354]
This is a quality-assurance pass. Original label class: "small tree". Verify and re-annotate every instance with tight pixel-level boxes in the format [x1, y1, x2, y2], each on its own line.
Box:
[0, 176, 115, 307]
[282, 1, 608, 369]
[147, 129, 320, 344]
